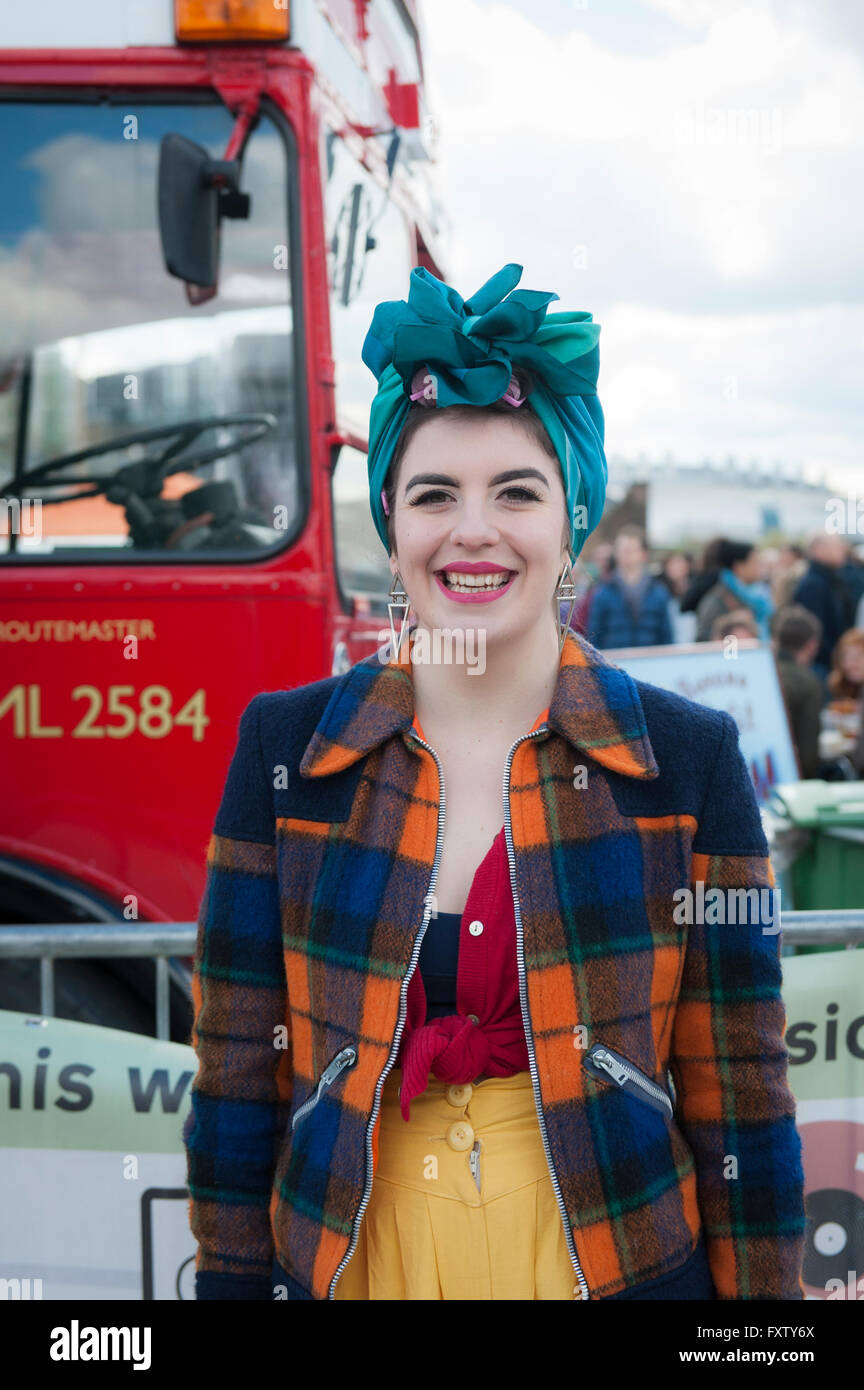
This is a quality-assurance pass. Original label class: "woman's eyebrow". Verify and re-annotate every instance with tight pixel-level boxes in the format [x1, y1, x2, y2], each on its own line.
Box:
[404, 468, 551, 490]
[490, 468, 550, 488]
[405, 472, 458, 489]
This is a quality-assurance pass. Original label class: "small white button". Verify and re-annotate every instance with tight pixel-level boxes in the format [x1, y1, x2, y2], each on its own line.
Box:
[446, 1120, 475, 1152]
[468, 920, 484, 936]
[446, 1083, 472, 1107]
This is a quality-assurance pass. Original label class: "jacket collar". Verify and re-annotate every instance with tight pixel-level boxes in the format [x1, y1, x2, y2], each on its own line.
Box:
[299, 629, 659, 781]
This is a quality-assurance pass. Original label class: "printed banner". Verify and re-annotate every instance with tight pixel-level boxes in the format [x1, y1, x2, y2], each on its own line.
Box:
[0, 1011, 195, 1301]
[610, 640, 799, 804]
[782, 949, 864, 1300]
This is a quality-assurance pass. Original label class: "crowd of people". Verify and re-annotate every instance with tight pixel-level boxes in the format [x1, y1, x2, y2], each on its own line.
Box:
[571, 526, 864, 781]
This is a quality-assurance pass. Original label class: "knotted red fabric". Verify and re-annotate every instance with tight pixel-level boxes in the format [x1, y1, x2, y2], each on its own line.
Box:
[396, 826, 530, 1121]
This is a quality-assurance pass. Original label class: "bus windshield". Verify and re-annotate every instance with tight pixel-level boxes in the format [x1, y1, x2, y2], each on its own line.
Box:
[0, 98, 301, 561]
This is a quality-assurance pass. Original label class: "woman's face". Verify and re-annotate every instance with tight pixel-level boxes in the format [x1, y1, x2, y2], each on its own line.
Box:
[664, 553, 688, 587]
[389, 411, 570, 650]
[733, 550, 760, 585]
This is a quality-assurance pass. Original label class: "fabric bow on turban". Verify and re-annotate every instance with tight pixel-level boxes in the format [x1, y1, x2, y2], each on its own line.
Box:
[361, 262, 607, 555]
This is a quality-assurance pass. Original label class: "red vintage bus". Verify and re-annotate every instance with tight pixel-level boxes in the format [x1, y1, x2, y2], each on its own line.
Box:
[0, 0, 448, 1035]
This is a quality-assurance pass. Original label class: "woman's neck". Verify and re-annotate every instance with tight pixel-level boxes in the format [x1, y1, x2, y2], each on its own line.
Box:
[410, 615, 562, 746]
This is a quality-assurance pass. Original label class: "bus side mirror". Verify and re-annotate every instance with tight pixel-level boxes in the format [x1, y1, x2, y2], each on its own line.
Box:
[157, 133, 250, 299]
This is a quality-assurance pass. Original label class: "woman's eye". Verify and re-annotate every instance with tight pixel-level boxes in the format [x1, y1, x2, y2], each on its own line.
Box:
[409, 489, 453, 506]
[407, 486, 542, 506]
[500, 486, 543, 502]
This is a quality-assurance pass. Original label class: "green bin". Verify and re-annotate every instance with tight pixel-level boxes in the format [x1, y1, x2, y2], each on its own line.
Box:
[765, 781, 864, 953]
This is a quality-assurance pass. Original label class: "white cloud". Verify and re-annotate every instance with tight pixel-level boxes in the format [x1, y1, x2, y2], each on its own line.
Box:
[422, 0, 864, 477]
[600, 300, 862, 484]
[640, 0, 723, 28]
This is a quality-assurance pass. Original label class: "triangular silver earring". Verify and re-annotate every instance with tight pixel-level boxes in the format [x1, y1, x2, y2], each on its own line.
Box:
[387, 571, 410, 661]
[556, 555, 577, 652]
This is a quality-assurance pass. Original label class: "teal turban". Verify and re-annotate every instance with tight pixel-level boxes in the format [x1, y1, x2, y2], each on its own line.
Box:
[361, 262, 607, 556]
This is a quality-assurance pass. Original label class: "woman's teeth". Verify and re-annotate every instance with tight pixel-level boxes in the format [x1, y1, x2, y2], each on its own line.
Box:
[441, 570, 511, 592]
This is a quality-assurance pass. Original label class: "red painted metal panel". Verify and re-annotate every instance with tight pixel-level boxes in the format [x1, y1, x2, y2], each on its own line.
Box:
[0, 34, 440, 924]
[0, 47, 341, 921]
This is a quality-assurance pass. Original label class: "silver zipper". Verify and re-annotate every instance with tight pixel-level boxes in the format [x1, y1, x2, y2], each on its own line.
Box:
[328, 730, 446, 1299]
[291, 1045, 358, 1132]
[469, 1139, 482, 1193]
[583, 1044, 674, 1119]
[504, 726, 590, 1302]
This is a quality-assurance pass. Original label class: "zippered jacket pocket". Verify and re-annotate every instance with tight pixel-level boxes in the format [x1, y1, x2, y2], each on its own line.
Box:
[291, 1045, 358, 1133]
[582, 1043, 674, 1119]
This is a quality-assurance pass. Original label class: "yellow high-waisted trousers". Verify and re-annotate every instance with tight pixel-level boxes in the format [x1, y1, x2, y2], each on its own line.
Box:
[333, 1065, 580, 1300]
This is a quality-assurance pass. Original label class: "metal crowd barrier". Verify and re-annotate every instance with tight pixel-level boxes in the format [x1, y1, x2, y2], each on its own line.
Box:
[0, 922, 196, 1041]
[778, 910, 864, 943]
[0, 911, 862, 1042]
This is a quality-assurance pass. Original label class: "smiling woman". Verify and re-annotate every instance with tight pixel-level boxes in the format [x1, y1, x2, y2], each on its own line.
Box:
[185, 263, 807, 1304]
[382, 406, 570, 662]
[380, 361, 558, 547]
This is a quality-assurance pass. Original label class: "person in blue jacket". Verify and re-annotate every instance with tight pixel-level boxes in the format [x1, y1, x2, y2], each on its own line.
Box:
[587, 525, 674, 649]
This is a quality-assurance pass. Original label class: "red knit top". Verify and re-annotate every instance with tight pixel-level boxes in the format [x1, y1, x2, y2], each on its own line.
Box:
[395, 821, 531, 1122]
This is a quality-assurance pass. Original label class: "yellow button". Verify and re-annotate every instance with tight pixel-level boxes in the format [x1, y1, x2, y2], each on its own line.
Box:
[468, 920, 484, 936]
[467, 1014, 480, 1025]
[445, 1120, 475, 1151]
[446, 1083, 473, 1107]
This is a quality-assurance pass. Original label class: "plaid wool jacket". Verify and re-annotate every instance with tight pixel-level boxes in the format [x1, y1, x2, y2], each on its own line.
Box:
[184, 630, 807, 1301]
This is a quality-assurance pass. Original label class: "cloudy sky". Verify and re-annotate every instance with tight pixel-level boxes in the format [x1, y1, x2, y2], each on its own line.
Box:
[419, 0, 863, 491]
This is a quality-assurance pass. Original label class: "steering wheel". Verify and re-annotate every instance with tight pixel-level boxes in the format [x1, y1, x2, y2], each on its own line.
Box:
[2, 414, 277, 505]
